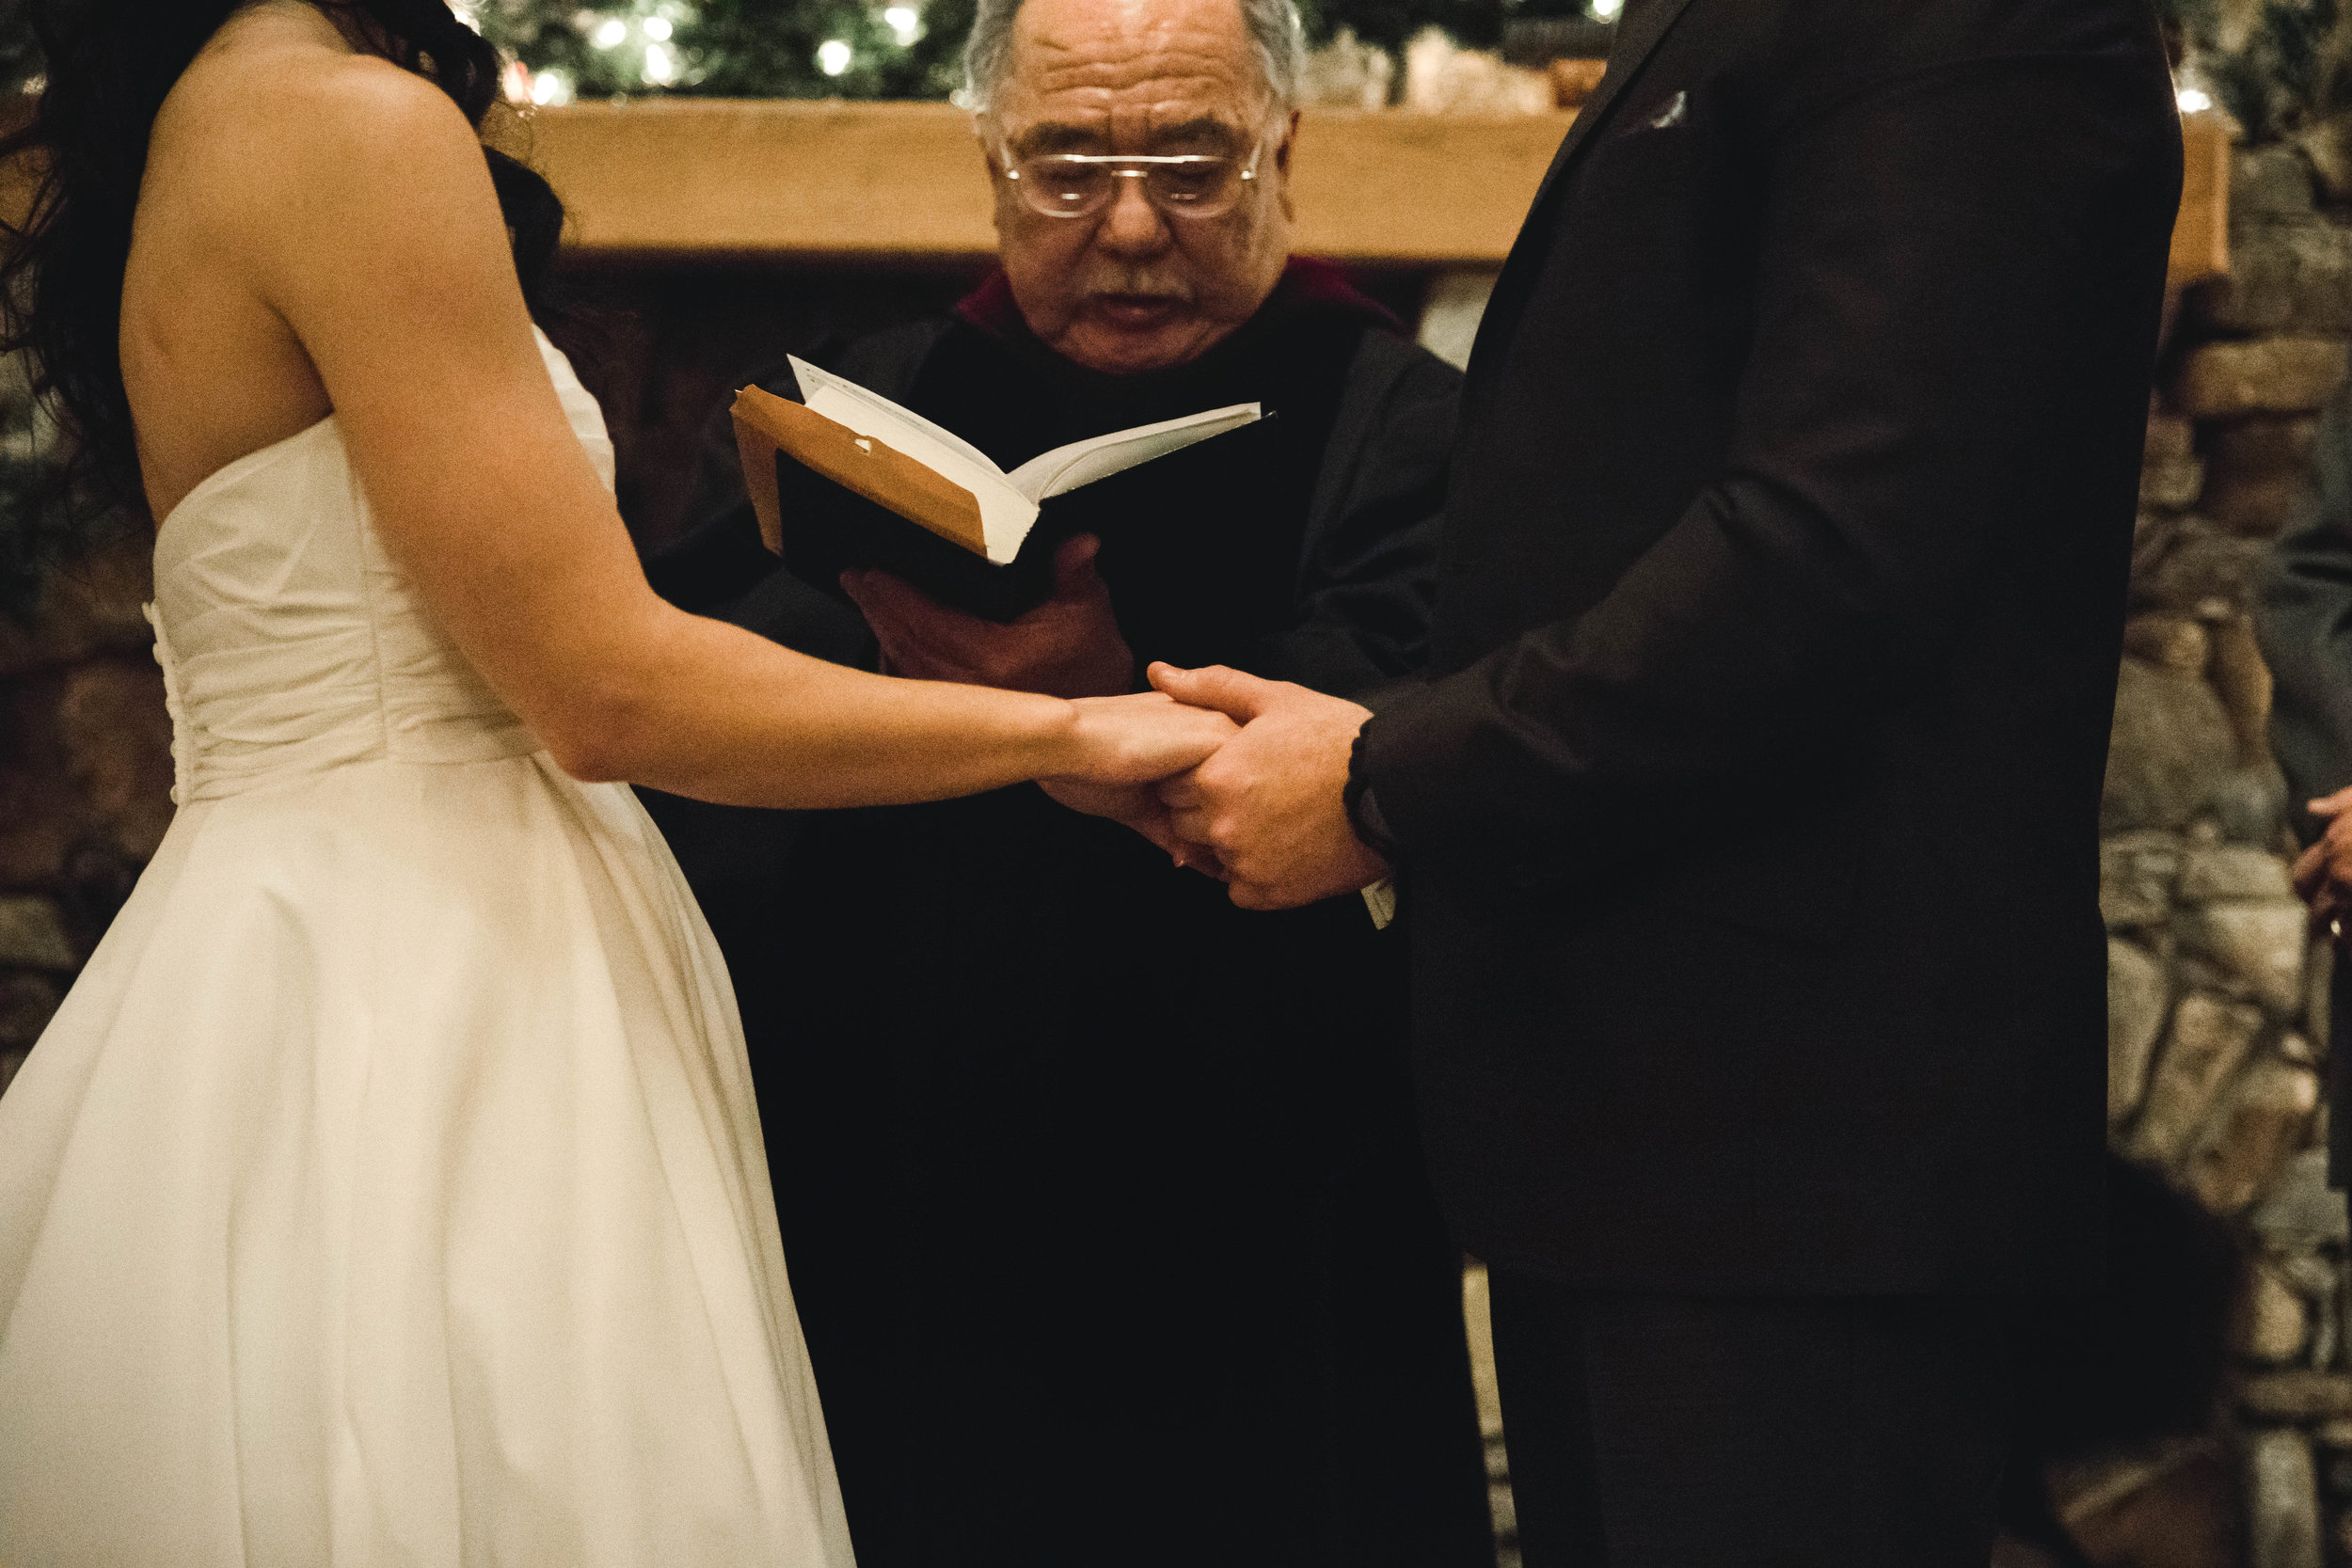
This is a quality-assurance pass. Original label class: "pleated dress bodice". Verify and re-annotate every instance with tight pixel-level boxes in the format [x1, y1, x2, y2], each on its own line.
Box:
[146, 330, 612, 802]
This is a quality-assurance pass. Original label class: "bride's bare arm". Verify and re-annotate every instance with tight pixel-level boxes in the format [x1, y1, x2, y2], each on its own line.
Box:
[212, 60, 1225, 807]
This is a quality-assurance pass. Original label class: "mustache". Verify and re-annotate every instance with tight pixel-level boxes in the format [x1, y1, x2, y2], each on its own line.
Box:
[1077, 269, 1194, 306]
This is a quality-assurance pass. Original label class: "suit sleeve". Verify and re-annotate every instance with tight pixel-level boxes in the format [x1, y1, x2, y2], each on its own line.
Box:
[2259, 387, 2352, 840]
[1356, 50, 2177, 887]
[1250, 339, 1458, 700]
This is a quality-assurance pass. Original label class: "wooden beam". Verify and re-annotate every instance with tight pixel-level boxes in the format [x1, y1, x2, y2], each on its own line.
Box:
[2169, 108, 2232, 295]
[520, 100, 1575, 267]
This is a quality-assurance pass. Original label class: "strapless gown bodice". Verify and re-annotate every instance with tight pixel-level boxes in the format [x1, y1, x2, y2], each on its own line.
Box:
[0, 331, 853, 1566]
[146, 331, 611, 801]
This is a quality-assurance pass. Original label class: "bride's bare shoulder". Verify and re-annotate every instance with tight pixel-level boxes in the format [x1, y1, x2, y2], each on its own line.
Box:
[152, 12, 483, 207]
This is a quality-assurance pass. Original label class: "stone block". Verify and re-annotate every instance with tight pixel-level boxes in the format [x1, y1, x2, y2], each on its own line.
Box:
[2137, 524, 2271, 619]
[2183, 845, 2296, 903]
[0, 536, 153, 682]
[2103, 831, 2186, 927]
[2213, 614, 2279, 767]
[2299, 116, 2352, 206]
[0, 895, 73, 971]
[2103, 661, 2242, 834]
[2236, 1259, 2312, 1364]
[2209, 414, 2322, 481]
[57, 657, 174, 865]
[2149, 411, 2199, 463]
[2238, 145, 2323, 221]
[2245, 1370, 2352, 1423]
[2207, 472, 2315, 538]
[2122, 613, 2211, 676]
[2194, 221, 2352, 337]
[2132, 992, 2266, 1164]
[2212, 765, 2293, 847]
[2142, 453, 2208, 512]
[2251, 1149, 2351, 1248]
[2249, 1426, 2325, 1568]
[2110, 939, 2169, 1125]
[0, 972, 60, 1050]
[2173, 338, 2351, 420]
[2177, 900, 2309, 1016]
[0, 673, 74, 887]
[2183, 1057, 2321, 1214]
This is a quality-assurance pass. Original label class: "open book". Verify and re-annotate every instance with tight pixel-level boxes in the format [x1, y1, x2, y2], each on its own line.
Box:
[731, 357, 1265, 621]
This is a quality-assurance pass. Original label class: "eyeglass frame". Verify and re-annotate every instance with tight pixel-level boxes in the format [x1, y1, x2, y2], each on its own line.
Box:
[985, 124, 1282, 222]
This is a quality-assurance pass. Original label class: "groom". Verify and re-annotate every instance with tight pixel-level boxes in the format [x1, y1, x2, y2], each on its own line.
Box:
[1131, 0, 2185, 1559]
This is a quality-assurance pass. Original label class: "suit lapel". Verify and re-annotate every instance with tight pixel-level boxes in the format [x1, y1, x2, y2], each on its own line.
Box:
[1460, 0, 1703, 391]
[1527, 0, 1702, 216]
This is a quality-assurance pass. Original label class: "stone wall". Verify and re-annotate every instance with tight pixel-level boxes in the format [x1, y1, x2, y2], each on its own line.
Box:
[0, 535, 170, 1099]
[2085, 141, 2352, 1568]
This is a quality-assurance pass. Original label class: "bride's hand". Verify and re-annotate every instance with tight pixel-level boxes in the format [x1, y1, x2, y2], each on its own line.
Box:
[1044, 693, 1233, 874]
[1057, 690, 1238, 786]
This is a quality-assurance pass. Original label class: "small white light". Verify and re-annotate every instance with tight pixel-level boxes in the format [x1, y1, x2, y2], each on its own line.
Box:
[643, 15, 673, 40]
[817, 39, 853, 76]
[1591, 0, 1622, 16]
[2177, 87, 2213, 114]
[591, 17, 628, 47]
[449, 1, 484, 31]
[643, 41, 677, 84]
[531, 70, 576, 106]
[883, 6, 920, 42]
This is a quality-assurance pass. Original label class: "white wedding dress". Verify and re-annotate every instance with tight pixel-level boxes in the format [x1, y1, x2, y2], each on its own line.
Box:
[0, 331, 856, 1566]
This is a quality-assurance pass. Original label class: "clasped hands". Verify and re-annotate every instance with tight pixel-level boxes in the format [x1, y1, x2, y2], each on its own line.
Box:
[842, 535, 1389, 911]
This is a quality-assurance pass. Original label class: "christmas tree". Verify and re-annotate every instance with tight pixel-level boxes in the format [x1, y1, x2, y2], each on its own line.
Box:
[466, 0, 1607, 104]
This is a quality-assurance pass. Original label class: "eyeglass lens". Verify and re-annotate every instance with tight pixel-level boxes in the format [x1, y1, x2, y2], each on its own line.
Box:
[1014, 157, 1248, 219]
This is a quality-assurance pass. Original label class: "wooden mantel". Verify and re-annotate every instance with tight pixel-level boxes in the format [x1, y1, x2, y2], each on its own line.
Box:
[522, 100, 1574, 268]
[526, 98, 2233, 287]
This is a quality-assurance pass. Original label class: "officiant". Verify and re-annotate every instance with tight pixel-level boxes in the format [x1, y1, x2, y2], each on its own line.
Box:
[637, 0, 1486, 1561]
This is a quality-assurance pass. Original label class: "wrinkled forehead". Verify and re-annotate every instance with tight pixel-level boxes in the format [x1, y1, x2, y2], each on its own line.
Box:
[994, 0, 1269, 153]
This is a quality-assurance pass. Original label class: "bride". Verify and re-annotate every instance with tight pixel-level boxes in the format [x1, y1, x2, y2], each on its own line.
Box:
[0, 1, 1232, 1560]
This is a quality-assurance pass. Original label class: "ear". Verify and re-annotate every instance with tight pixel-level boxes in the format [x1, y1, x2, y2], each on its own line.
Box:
[979, 135, 1015, 239]
[1273, 108, 1300, 221]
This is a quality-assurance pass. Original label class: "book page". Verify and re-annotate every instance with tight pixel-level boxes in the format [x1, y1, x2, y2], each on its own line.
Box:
[1007, 402, 1262, 503]
[787, 357, 1037, 563]
[788, 357, 1004, 483]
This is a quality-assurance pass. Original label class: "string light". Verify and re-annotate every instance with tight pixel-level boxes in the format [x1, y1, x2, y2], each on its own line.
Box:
[883, 6, 921, 44]
[591, 16, 628, 47]
[817, 39, 852, 75]
[1590, 0, 1622, 16]
[531, 69, 577, 105]
[643, 41, 679, 83]
[2178, 87, 2213, 113]
[643, 14, 673, 40]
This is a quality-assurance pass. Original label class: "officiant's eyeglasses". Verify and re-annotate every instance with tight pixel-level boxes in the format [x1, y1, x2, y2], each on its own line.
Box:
[996, 140, 1268, 221]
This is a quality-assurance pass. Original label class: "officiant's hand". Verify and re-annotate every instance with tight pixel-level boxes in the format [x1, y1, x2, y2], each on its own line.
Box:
[2296, 785, 2352, 943]
[1148, 663, 1389, 910]
[840, 535, 1133, 699]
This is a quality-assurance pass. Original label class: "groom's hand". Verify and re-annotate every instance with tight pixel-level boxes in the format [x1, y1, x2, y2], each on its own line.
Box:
[841, 534, 1133, 699]
[1149, 663, 1388, 911]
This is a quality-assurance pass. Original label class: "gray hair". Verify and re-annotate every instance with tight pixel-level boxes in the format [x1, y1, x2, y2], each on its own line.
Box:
[961, 0, 1306, 116]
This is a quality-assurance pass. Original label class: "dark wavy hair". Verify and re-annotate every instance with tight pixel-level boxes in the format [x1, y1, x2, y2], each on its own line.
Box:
[0, 0, 565, 522]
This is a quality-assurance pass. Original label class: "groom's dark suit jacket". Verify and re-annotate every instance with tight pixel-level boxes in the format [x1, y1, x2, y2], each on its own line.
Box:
[1355, 0, 2182, 1294]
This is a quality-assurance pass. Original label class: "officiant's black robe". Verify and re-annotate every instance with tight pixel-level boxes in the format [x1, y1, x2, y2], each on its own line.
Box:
[641, 261, 1489, 1568]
